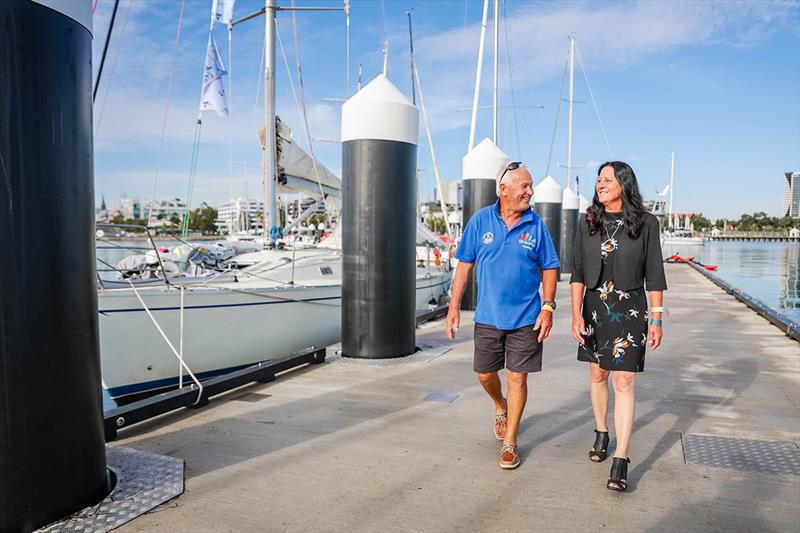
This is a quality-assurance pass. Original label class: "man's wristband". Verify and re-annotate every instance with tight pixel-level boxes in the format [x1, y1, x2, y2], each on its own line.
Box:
[541, 304, 555, 313]
[651, 306, 664, 313]
[649, 318, 663, 327]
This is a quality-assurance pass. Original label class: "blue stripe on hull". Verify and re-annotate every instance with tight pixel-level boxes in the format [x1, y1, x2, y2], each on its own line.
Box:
[106, 362, 257, 398]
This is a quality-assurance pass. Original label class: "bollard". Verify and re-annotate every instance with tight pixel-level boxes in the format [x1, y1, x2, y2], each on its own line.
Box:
[340, 75, 418, 358]
[460, 138, 506, 310]
[0, 1, 109, 530]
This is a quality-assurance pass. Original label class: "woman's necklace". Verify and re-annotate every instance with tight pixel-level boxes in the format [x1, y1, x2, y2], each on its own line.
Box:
[600, 215, 624, 259]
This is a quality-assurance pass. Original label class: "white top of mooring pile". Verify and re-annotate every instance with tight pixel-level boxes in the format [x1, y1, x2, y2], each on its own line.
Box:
[533, 175, 562, 204]
[562, 186, 580, 210]
[33, 0, 92, 33]
[462, 138, 509, 181]
[579, 194, 591, 213]
[341, 74, 418, 145]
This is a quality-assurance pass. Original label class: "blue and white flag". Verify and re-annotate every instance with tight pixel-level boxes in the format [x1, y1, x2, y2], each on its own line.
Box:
[211, 0, 235, 25]
[199, 34, 229, 117]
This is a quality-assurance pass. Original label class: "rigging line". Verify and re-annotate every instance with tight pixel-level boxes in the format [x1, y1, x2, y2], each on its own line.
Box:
[251, 31, 266, 136]
[93, 0, 120, 103]
[95, 0, 131, 137]
[575, 42, 613, 159]
[148, 0, 186, 226]
[413, 59, 450, 238]
[502, 0, 522, 160]
[182, 120, 203, 240]
[275, 20, 334, 247]
[285, 7, 328, 200]
[544, 53, 568, 178]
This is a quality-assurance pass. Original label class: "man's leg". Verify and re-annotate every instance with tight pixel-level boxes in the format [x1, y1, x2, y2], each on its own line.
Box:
[473, 324, 507, 439]
[503, 370, 528, 445]
[477, 372, 507, 415]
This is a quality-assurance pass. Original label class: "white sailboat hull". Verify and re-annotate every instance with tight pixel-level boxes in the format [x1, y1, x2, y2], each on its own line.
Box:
[99, 269, 450, 400]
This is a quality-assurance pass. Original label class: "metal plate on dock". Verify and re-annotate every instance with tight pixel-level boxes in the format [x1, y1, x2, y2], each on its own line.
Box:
[423, 391, 459, 404]
[37, 446, 184, 533]
[233, 392, 272, 402]
[327, 341, 452, 367]
[682, 433, 800, 475]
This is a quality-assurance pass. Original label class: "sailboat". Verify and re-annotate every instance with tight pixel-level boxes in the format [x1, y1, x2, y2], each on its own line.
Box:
[97, 2, 451, 403]
[661, 151, 705, 247]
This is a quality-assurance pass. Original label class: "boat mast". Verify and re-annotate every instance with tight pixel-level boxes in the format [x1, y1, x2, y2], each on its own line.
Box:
[263, 0, 278, 245]
[468, 0, 489, 151]
[566, 34, 575, 188]
[407, 10, 415, 105]
[669, 151, 675, 227]
[492, 0, 499, 143]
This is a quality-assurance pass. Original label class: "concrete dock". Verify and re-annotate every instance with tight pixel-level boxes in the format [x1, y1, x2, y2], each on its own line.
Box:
[116, 264, 799, 532]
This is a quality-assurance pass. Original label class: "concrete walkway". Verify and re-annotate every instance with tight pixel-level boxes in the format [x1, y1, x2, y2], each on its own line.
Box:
[117, 264, 799, 532]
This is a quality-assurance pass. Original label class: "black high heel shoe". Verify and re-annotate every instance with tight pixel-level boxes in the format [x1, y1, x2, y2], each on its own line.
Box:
[607, 457, 630, 492]
[589, 429, 609, 463]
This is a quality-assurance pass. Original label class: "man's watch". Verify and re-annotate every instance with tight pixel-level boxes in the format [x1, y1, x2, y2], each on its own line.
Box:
[542, 300, 556, 312]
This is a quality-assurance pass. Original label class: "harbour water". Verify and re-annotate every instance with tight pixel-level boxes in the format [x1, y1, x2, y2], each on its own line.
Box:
[663, 241, 800, 324]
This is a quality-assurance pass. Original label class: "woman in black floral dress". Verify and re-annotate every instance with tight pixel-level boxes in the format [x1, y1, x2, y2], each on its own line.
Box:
[570, 162, 667, 492]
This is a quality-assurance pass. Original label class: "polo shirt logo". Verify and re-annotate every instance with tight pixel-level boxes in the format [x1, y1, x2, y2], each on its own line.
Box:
[518, 232, 536, 249]
[482, 231, 494, 245]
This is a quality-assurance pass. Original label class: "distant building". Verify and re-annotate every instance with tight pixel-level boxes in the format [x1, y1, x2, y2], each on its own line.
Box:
[119, 195, 142, 219]
[784, 172, 800, 219]
[435, 181, 463, 209]
[145, 197, 187, 221]
[215, 197, 265, 235]
[119, 196, 187, 222]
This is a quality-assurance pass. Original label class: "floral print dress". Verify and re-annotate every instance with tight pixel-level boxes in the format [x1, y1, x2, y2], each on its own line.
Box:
[577, 212, 649, 372]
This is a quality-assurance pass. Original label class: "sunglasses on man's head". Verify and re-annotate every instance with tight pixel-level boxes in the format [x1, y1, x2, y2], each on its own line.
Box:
[499, 161, 522, 183]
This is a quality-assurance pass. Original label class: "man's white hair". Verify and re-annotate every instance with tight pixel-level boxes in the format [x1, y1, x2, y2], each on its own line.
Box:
[495, 161, 528, 196]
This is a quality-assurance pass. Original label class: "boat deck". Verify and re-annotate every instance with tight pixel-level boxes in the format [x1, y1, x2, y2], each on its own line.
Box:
[115, 264, 799, 532]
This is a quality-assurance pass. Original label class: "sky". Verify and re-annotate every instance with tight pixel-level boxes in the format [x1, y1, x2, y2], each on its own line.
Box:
[91, 0, 800, 220]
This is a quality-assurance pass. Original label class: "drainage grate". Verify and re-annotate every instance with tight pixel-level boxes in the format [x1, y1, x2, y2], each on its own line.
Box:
[423, 391, 459, 404]
[37, 446, 184, 533]
[682, 433, 800, 475]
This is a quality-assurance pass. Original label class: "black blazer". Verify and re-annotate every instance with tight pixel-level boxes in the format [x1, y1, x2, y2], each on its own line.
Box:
[570, 213, 667, 291]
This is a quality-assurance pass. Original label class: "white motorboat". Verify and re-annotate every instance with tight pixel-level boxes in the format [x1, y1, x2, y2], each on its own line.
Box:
[662, 229, 705, 247]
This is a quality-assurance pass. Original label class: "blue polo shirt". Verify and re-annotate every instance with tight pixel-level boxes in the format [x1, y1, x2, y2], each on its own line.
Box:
[455, 200, 560, 330]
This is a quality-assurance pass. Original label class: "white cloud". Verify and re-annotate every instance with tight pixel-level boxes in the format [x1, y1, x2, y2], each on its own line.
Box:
[409, 0, 798, 133]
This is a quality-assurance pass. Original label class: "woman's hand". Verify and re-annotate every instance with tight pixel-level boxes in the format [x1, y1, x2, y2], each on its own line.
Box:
[648, 324, 663, 350]
[571, 315, 586, 345]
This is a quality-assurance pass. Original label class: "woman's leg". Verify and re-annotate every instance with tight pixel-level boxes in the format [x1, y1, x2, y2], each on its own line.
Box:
[589, 363, 610, 432]
[611, 371, 636, 458]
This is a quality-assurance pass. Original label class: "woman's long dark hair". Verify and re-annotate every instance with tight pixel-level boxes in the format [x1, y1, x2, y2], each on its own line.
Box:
[585, 161, 648, 239]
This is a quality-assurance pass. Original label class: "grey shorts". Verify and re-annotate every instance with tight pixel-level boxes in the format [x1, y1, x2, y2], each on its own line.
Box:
[473, 322, 543, 374]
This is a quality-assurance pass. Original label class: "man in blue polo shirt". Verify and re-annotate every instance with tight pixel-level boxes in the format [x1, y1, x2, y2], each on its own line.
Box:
[446, 161, 559, 470]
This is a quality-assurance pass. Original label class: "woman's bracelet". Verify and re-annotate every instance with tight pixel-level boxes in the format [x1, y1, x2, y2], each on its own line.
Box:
[649, 318, 663, 327]
[651, 306, 664, 313]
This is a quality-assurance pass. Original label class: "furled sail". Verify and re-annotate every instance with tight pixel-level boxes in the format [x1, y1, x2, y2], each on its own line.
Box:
[257, 120, 341, 198]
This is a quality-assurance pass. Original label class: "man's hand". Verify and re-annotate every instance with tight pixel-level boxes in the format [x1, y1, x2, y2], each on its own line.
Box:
[571, 315, 586, 344]
[445, 307, 460, 340]
[648, 324, 663, 350]
[533, 310, 553, 342]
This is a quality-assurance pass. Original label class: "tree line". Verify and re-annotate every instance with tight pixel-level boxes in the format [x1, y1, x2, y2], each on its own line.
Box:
[670, 212, 797, 232]
[110, 204, 218, 234]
